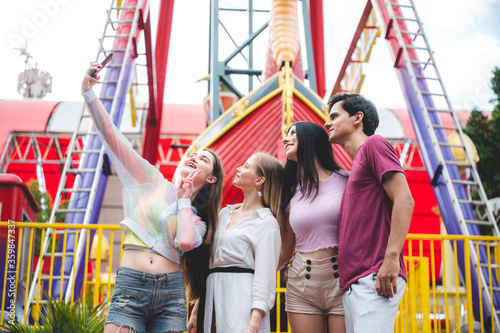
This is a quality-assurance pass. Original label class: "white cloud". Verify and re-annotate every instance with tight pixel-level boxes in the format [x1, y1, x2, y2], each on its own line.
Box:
[322, 0, 500, 110]
[419, 0, 499, 32]
[436, 33, 500, 110]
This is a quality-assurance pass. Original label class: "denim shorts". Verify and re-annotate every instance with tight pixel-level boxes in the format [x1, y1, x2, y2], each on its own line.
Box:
[105, 266, 187, 333]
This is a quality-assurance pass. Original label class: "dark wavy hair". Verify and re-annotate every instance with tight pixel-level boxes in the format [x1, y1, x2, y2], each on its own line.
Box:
[280, 122, 342, 228]
[327, 93, 379, 136]
[180, 149, 224, 302]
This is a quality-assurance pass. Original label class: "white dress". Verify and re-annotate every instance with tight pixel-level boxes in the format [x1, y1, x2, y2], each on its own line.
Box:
[204, 204, 281, 333]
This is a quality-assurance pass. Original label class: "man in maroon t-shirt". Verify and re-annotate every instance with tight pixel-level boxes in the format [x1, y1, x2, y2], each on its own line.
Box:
[324, 93, 414, 332]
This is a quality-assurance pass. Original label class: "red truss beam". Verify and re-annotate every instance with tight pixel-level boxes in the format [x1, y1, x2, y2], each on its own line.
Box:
[142, 0, 175, 164]
[329, 0, 373, 98]
[309, 0, 326, 98]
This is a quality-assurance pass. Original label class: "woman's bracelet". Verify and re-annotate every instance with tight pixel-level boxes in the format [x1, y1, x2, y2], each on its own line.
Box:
[245, 328, 256, 333]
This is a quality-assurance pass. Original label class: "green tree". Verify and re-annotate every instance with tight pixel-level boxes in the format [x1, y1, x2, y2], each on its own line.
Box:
[463, 67, 500, 199]
[27, 179, 68, 254]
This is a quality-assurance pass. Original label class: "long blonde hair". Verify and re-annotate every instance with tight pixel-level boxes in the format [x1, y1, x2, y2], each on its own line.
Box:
[254, 152, 284, 230]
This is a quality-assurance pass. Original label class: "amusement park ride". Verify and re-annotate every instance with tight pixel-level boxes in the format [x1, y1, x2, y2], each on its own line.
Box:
[0, 0, 499, 331]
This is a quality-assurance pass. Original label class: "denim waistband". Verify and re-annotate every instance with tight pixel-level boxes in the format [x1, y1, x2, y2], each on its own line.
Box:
[117, 266, 183, 283]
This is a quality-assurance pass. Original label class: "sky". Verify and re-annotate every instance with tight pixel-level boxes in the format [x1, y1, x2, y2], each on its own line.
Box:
[1, 0, 499, 112]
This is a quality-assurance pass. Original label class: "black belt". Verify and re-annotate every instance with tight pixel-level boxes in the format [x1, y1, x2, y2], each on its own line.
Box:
[208, 267, 255, 275]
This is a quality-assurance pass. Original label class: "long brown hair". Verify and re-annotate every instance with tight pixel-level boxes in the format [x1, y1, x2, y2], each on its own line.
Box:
[180, 149, 224, 301]
[254, 152, 284, 231]
[281, 122, 343, 230]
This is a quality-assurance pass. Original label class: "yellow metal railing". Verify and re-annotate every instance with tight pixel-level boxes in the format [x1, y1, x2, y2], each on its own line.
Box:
[1, 222, 500, 332]
[0, 221, 122, 326]
[396, 256, 431, 332]
[400, 234, 500, 333]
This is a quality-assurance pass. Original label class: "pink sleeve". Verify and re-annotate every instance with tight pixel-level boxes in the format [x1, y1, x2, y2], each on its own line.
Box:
[83, 89, 164, 187]
[174, 198, 207, 252]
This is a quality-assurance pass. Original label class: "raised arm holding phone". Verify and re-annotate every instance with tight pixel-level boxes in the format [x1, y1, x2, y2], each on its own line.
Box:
[82, 61, 224, 333]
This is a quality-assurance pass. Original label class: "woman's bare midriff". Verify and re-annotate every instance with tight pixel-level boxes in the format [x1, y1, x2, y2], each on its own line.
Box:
[300, 246, 338, 260]
[120, 249, 180, 274]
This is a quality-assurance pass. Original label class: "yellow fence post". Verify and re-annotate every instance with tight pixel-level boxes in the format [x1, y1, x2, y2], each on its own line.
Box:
[1, 230, 11, 324]
[59, 229, 68, 301]
[276, 271, 281, 333]
[48, 226, 57, 299]
[22, 228, 35, 324]
[476, 240, 484, 330]
[107, 230, 114, 302]
[464, 239, 474, 332]
[420, 257, 431, 332]
[94, 227, 103, 307]
[71, 228, 80, 303]
[453, 240, 460, 329]
[487, 241, 495, 331]
[409, 257, 417, 332]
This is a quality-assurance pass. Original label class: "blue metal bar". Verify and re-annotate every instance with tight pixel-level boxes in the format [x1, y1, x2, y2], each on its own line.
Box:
[248, 0, 254, 91]
[221, 75, 244, 98]
[225, 69, 262, 76]
[222, 22, 269, 66]
[300, 0, 317, 93]
[220, 21, 250, 65]
[219, 7, 269, 13]
[209, 0, 221, 123]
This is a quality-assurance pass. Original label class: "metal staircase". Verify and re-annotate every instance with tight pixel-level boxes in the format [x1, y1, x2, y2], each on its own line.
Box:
[372, 0, 500, 328]
[25, 0, 150, 320]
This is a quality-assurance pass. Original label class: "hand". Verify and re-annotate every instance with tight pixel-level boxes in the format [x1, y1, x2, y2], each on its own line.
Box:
[244, 308, 263, 333]
[81, 61, 102, 94]
[187, 314, 197, 333]
[375, 256, 400, 298]
[187, 299, 199, 333]
[177, 169, 201, 199]
[284, 266, 289, 282]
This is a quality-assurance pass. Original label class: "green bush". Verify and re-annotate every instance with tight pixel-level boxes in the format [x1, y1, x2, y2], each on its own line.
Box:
[0, 290, 106, 333]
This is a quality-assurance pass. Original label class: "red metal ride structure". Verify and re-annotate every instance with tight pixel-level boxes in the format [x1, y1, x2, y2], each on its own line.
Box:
[178, 0, 351, 208]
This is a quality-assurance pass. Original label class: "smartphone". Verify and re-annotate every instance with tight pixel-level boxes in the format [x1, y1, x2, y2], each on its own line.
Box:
[90, 52, 114, 78]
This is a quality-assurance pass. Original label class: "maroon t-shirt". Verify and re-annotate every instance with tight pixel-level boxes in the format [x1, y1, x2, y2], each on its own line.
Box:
[338, 134, 407, 294]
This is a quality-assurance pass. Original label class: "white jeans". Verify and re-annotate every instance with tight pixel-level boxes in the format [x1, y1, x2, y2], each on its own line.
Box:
[343, 273, 406, 333]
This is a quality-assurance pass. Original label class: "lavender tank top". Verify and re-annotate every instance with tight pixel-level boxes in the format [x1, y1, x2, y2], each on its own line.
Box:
[289, 170, 349, 253]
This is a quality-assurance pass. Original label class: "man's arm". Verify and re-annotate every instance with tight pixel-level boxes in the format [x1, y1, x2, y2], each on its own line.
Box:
[376, 171, 414, 298]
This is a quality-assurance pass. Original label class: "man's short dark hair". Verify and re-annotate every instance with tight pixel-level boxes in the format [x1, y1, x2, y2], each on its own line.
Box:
[327, 93, 379, 136]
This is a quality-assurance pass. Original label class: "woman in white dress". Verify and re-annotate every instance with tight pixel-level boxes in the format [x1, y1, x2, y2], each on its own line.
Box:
[188, 152, 284, 333]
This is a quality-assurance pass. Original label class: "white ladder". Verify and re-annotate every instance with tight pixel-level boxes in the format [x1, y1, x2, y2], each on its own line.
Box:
[24, 0, 147, 321]
[373, 0, 500, 328]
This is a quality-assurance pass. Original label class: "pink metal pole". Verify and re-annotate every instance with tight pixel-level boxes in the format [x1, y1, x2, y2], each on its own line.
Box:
[309, 0, 326, 98]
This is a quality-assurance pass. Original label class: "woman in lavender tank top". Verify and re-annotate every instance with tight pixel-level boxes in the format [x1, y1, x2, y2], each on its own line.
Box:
[279, 122, 349, 333]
